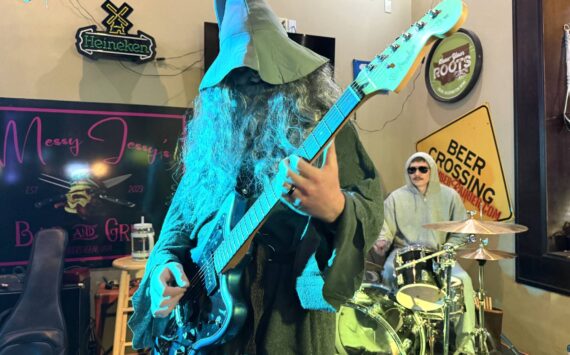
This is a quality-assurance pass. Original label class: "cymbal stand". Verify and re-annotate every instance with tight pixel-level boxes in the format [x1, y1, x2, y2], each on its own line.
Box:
[473, 238, 494, 355]
[439, 244, 456, 355]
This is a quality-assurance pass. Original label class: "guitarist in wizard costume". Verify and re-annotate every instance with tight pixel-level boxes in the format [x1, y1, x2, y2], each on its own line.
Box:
[128, 0, 384, 353]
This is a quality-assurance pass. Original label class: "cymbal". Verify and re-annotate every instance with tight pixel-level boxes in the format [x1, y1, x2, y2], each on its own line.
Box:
[458, 247, 516, 261]
[422, 218, 528, 235]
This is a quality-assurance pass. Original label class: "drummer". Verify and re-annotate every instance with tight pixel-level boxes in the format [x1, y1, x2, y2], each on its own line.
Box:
[370, 152, 476, 355]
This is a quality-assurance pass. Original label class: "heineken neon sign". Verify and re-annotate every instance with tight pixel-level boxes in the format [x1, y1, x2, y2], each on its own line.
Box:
[75, 1, 156, 63]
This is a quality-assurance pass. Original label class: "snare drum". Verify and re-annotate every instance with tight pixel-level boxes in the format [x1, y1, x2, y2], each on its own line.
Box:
[394, 245, 445, 312]
[336, 283, 426, 355]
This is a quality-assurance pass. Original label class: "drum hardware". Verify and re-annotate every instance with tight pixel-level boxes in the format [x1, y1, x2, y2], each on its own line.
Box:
[423, 212, 528, 353]
[393, 236, 477, 273]
[422, 211, 529, 235]
[345, 213, 528, 355]
[336, 283, 427, 355]
[394, 245, 445, 313]
[392, 238, 475, 355]
[457, 237, 521, 355]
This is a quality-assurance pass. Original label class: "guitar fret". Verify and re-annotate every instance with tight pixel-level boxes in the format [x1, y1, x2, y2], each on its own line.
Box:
[326, 105, 344, 130]
[302, 134, 320, 160]
[216, 243, 225, 269]
[296, 145, 310, 160]
[235, 222, 244, 247]
[249, 206, 260, 226]
[241, 220, 249, 242]
[214, 249, 221, 272]
[267, 177, 282, 202]
[254, 202, 264, 225]
[324, 106, 343, 131]
[312, 122, 332, 146]
[228, 230, 237, 257]
[341, 89, 360, 115]
[258, 192, 271, 214]
[267, 191, 278, 208]
[244, 216, 253, 238]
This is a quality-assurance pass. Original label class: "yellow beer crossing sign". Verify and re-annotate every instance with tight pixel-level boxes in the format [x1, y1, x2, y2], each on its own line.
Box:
[417, 105, 512, 221]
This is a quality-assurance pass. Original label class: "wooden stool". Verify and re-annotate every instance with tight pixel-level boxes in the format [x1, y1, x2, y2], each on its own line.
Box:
[112, 256, 147, 355]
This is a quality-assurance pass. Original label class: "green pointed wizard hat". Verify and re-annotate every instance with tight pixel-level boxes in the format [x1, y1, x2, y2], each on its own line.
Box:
[199, 0, 328, 90]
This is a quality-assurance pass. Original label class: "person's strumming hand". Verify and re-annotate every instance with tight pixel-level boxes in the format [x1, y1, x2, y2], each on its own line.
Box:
[150, 261, 189, 318]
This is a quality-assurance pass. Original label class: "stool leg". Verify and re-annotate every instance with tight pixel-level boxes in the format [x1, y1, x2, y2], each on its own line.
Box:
[113, 271, 131, 355]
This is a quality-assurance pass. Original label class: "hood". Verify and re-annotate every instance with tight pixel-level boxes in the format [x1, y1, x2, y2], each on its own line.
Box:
[199, 0, 328, 91]
[404, 152, 441, 195]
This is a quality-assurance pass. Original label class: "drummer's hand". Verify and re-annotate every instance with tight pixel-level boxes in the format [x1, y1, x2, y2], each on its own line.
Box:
[150, 262, 189, 318]
[372, 239, 390, 256]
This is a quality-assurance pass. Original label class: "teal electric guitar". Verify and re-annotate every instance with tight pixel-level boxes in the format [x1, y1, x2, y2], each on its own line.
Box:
[156, 0, 467, 353]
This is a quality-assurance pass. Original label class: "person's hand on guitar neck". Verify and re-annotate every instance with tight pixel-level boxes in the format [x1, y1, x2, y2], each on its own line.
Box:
[280, 141, 346, 224]
[150, 261, 189, 318]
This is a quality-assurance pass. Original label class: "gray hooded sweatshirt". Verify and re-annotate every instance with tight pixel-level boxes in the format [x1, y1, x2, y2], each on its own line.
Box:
[380, 151, 467, 249]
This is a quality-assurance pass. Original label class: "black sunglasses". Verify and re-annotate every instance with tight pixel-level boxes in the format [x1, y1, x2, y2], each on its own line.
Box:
[407, 166, 429, 174]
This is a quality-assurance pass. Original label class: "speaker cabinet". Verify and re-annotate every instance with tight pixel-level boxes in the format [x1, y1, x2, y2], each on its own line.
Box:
[0, 274, 90, 355]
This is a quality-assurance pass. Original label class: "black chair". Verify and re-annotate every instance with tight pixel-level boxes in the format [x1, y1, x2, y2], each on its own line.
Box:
[0, 228, 68, 355]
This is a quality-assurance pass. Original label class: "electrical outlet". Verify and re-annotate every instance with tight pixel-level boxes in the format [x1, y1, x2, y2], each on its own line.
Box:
[288, 19, 297, 33]
[279, 17, 297, 33]
[384, 0, 392, 13]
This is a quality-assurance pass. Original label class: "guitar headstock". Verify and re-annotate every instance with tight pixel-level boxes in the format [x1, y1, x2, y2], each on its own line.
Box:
[353, 0, 467, 97]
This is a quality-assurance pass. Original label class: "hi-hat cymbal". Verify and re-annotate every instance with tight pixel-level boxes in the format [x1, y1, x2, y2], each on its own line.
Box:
[423, 218, 528, 235]
[458, 247, 516, 261]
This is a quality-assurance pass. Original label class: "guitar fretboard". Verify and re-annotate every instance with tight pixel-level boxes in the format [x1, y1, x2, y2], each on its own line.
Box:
[213, 86, 362, 273]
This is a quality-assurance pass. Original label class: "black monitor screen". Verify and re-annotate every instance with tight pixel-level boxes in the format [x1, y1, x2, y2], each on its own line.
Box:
[203, 22, 335, 73]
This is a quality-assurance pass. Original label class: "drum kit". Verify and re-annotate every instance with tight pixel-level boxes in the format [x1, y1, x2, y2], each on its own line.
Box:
[336, 212, 528, 355]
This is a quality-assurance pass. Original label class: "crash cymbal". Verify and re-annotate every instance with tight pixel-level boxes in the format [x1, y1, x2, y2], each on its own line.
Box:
[458, 247, 516, 261]
[423, 218, 528, 235]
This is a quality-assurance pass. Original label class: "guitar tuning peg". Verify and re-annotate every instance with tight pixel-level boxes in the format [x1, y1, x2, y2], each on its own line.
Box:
[390, 44, 400, 51]
[403, 32, 412, 41]
[376, 54, 388, 62]
[429, 9, 442, 18]
[415, 21, 426, 30]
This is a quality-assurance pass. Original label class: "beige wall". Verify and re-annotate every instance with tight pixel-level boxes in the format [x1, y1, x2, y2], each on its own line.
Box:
[1, 0, 569, 354]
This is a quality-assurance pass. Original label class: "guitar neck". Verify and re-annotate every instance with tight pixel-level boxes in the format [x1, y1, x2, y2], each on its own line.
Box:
[213, 0, 468, 273]
[213, 86, 363, 273]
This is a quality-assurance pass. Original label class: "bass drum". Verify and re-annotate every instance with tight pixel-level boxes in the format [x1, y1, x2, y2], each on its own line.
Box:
[336, 284, 426, 355]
